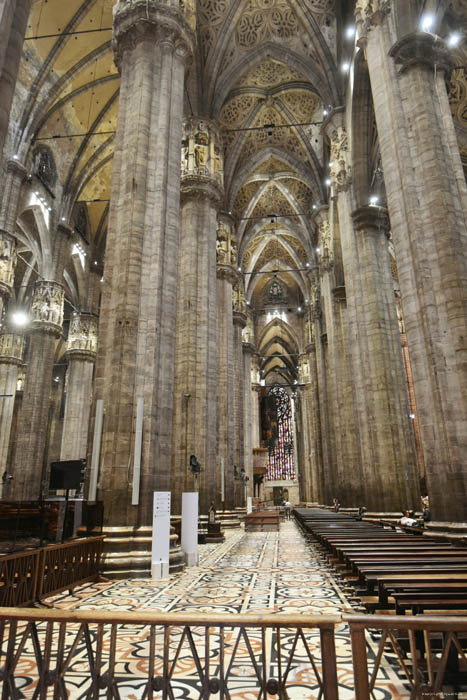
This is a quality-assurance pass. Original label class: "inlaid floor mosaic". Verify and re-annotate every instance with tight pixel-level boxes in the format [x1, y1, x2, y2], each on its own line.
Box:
[3, 521, 412, 699]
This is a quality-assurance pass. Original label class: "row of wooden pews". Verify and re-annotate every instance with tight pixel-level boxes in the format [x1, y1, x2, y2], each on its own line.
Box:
[295, 508, 467, 615]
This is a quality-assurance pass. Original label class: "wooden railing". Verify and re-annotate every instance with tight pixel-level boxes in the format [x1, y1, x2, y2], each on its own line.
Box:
[0, 607, 466, 698]
[0, 536, 105, 607]
[0, 608, 339, 699]
[345, 614, 467, 700]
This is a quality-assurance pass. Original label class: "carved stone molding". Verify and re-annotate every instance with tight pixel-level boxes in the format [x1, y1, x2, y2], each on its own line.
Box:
[351, 205, 390, 235]
[112, 0, 194, 70]
[0, 333, 24, 364]
[390, 32, 453, 75]
[30, 280, 64, 337]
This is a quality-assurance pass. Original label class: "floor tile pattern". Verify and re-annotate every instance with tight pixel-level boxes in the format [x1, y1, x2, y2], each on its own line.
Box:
[2, 521, 411, 699]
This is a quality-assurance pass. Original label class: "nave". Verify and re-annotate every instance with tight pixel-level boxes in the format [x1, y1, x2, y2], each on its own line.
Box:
[4, 520, 417, 699]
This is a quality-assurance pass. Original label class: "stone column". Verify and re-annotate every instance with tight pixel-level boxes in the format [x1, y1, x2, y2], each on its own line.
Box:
[171, 117, 222, 514]
[299, 328, 322, 504]
[0, 0, 32, 160]
[0, 331, 23, 496]
[362, 3, 467, 519]
[216, 214, 238, 509]
[351, 205, 418, 508]
[242, 338, 255, 500]
[233, 281, 247, 506]
[60, 314, 98, 461]
[95, 1, 193, 526]
[11, 279, 65, 499]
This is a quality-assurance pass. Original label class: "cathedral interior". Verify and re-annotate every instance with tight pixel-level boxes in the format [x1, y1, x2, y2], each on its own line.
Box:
[0, 0, 467, 575]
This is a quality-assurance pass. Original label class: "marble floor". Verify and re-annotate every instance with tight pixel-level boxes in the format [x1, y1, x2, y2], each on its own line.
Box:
[5, 520, 412, 699]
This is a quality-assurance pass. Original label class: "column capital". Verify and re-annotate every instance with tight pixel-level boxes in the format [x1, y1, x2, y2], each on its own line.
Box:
[351, 205, 390, 235]
[389, 32, 453, 75]
[0, 333, 25, 365]
[355, 0, 391, 46]
[181, 117, 223, 196]
[233, 310, 247, 329]
[0, 231, 17, 300]
[332, 285, 346, 306]
[180, 177, 223, 207]
[112, 0, 195, 71]
[66, 313, 98, 360]
[217, 265, 239, 283]
[312, 205, 334, 273]
[242, 341, 257, 355]
[322, 108, 351, 194]
[30, 280, 64, 337]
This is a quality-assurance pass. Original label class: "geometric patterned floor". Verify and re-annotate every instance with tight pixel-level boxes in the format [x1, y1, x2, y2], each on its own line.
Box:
[8, 521, 411, 698]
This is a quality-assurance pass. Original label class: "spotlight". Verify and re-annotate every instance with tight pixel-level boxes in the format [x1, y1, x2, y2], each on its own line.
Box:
[369, 195, 379, 206]
[325, 178, 331, 186]
[420, 14, 434, 32]
[346, 26, 356, 39]
[448, 32, 461, 47]
[323, 109, 328, 117]
[10, 310, 29, 327]
[341, 62, 350, 73]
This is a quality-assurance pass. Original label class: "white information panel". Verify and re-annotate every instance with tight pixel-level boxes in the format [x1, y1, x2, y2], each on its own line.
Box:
[181, 492, 199, 567]
[247, 496, 253, 514]
[152, 491, 171, 579]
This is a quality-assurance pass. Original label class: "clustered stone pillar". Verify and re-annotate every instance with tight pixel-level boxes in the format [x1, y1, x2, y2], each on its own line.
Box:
[60, 314, 98, 462]
[351, 205, 418, 507]
[12, 278, 65, 499]
[362, 0, 467, 519]
[216, 214, 238, 509]
[242, 331, 255, 501]
[95, 0, 193, 527]
[232, 281, 247, 506]
[0, 0, 32, 159]
[0, 331, 23, 496]
[171, 117, 222, 514]
[324, 108, 417, 510]
[299, 320, 322, 504]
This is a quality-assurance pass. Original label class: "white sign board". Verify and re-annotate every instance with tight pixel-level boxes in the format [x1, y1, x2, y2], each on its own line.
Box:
[247, 496, 253, 514]
[181, 492, 199, 567]
[152, 491, 171, 579]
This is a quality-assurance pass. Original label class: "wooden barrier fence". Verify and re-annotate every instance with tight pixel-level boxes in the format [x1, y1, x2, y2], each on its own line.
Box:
[0, 536, 105, 607]
[0, 608, 466, 698]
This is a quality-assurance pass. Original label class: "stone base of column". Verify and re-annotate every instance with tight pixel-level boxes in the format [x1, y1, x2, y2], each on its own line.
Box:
[99, 526, 185, 578]
[205, 522, 225, 543]
[199, 510, 241, 529]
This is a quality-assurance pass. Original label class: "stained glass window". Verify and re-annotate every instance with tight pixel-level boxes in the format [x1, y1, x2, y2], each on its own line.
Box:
[266, 385, 296, 481]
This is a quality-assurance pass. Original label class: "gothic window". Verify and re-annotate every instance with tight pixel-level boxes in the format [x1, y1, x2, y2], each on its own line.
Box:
[33, 147, 56, 190]
[265, 385, 296, 481]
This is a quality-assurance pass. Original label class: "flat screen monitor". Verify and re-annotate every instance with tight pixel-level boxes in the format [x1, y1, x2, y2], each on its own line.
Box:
[49, 459, 86, 490]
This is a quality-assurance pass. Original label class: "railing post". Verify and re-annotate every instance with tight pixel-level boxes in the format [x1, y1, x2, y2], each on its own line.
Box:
[320, 626, 339, 700]
[349, 624, 370, 700]
[36, 546, 46, 602]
